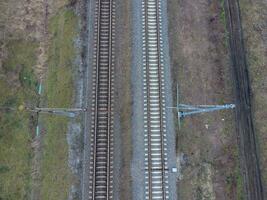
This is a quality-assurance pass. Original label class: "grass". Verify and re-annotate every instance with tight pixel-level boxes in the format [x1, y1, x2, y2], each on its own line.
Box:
[219, 0, 226, 27]
[39, 8, 78, 200]
[236, 164, 245, 200]
[3, 40, 38, 73]
[45, 9, 77, 108]
[220, 108, 244, 199]
[40, 116, 72, 200]
[0, 2, 78, 200]
[0, 39, 39, 199]
[1, 40, 39, 103]
[0, 111, 33, 200]
[219, 0, 229, 48]
[223, 143, 245, 199]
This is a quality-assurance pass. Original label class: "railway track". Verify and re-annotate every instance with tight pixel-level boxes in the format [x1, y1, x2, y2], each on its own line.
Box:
[142, 0, 169, 199]
[88, 0, 115, 199]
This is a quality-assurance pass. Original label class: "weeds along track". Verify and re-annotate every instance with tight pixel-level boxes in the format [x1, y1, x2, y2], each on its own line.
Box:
[142, 0, 169, 199]
[88, 0, 115, 199]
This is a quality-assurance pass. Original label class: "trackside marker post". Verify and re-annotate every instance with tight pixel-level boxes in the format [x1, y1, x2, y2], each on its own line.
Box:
[38, 83, 42, 95]
[36, 125, 39, 137]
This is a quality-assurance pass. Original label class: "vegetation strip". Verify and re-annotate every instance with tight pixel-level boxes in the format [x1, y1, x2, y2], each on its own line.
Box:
[0, 39, 38, 200]
[39, 8, 78, 200]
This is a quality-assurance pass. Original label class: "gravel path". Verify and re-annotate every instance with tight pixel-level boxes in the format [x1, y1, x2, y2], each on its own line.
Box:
[160, 0, 178, 199]
[131, 0, 146, 199]
[81, 0, 96, 199]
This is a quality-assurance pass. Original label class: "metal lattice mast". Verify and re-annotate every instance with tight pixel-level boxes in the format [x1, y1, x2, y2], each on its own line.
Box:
[169, 85, 235, 129]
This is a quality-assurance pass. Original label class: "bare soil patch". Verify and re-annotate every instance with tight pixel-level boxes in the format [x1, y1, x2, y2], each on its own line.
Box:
[168, 0, 241, 199]
[114, 0, 132, 199]
[236, 0, 267, 198]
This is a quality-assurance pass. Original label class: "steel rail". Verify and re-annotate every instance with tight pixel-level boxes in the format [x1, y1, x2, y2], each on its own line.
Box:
[106, 0, 113, 197]
[90, 0, 114, 199]
[143, 0, 167, 199]
[155, 0, 167, 199]
[91, 0, 101, 197]
[144, 0, 153, 198]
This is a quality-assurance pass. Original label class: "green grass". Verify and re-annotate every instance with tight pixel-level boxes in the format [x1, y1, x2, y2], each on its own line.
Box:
[219, 0, 226, 27]
[45, 9, 77, 108]
[224, 145, 244, 199]
[1, 40, 39, 104]
[232, 146, 244, 200]
[0, 112, 33, 200]
[0, 39, 38, 199]
[40, 116, 72, 200]
[39, 8, 78, 200]
[236, 165, 244, 200]
[3, 40, 38, 74]
[219, 0, 229, 48]
[0, 4, 78, 200]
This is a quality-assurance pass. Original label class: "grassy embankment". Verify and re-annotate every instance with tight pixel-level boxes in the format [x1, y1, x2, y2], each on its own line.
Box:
[39, 9, 78, 200]
[0, 40, 38, 199]
[0, 6, 78, 200]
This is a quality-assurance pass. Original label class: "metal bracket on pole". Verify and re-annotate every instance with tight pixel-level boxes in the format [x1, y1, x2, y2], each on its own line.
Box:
[168, 84, 235, 129]
[28, 107, 87, 118]
[177, 104, 235, 118]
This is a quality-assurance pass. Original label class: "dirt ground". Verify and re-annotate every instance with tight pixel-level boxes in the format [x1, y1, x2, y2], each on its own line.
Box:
[224, 0, 264, 199]
[168, 0, 242, 199]
[114, 0, 132, 199]
[238, 0, 267, 198]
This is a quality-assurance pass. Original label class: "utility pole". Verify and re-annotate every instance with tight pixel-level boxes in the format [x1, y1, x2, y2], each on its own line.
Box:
[168, 85, 236, 129]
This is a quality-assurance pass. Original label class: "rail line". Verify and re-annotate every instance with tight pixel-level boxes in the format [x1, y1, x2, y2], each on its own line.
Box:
[88, 0, 115, 199]
[142, 0, 169, 199]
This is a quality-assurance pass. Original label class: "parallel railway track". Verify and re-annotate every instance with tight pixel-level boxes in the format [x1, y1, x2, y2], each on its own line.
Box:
[88, 0, 115, 199]
[87, 0, 168, 199]
[142, 0, 169, 199]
